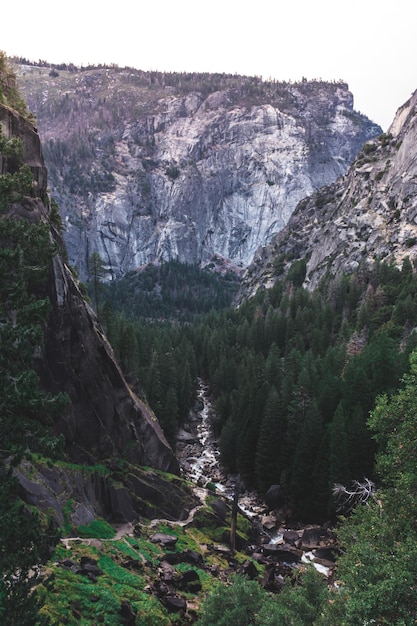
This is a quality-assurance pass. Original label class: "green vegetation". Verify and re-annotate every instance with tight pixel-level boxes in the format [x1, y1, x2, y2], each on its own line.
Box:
[322, 352, 417, 625]
[0, 126, 65, 622]
[95, 256, 417, 522]
[101, 259, 240, 321]
[3, 51, 417, 624]
[0, 52, 35, 121]
[198, 567, 326, 625]
[77, 519, 115, 539]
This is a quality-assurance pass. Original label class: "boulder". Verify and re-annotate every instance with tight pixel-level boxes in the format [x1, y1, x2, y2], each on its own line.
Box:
[119, 600, 136, 626]
[264, 485, 285, 510]
[301, 526, 334, 549]
[210, 498, 229, 522]
[162, 550, 204, 567]
[283, 530, 300, 545]
[160, 595, 187, 613]
[238, 559, 259, 580]
[175, 569, 202, 593]
[150, 533, 178, 548]
[262, 544, 301, 563]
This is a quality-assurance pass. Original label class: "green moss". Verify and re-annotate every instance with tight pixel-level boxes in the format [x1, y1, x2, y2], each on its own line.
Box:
[77, 519, 115, 539]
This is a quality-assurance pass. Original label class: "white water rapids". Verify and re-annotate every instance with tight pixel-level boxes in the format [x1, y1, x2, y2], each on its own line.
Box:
[176, 380, 335, 577]
[176, 380, 283, 540]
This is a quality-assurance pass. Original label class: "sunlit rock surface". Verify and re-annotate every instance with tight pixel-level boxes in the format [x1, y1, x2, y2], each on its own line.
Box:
[16, 65, 381, 279]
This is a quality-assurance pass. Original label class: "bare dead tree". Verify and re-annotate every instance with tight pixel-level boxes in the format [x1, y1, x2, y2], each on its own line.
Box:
[332, 478, 376, 512]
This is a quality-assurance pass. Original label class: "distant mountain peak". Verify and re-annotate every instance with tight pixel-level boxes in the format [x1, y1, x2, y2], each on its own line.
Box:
[15, 62, 381, 281]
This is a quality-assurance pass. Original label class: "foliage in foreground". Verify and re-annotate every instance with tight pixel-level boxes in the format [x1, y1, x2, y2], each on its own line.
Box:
[320, 351, 417, 625]
[198, 568, 326, 626]
[0, 125, 64, 623]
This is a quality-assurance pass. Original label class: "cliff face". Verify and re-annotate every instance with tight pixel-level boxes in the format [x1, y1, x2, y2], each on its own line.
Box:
[15, 65, 381, 279]
[238, 88, 417, 298]
[0, 101, 178, 475]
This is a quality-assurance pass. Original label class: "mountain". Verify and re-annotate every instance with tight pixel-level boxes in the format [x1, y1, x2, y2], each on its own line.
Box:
[0, 60, 192, 532]
[14, 61, 381, 280]
[238, 88, 417, 299]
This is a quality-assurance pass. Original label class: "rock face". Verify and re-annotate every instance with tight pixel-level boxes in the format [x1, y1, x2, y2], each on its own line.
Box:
[0, 100, 178, 475]
[15, 65, 381, 279]
[15, 460, 197, 527]
[40, 251, 178, 472]
[238, 88, 417, 297]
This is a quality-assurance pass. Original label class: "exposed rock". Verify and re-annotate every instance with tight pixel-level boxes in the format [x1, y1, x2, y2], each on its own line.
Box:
[301, 526, 335, 549]
[264, 484, 285, 510]
[210, 498, 229, 522]
[175, 569, 202, 593]
[239, 88, 417, 299]
[2, 101, 179, 474]
[160, 594, 187, 614]
[158, 560, 176, 582]
[0, 100, 199, 528]
[238, 559, 259, 580]
[176, 428, 198, 443]
[16, 65, 381, 280]
[15, 458, 198, 529]
[150, 533, 178, 548]
[119, 600, 136, 626]
[162, 550, 204, 567]
[0, 103, 47, 193]
[58, 556, 102, 582]
[40, 250, 178, 473]
[121, 558, 144, 571]
[262, 544, 302, 563]
[283, 530, 301, 545]
[261, 514, 278, 531]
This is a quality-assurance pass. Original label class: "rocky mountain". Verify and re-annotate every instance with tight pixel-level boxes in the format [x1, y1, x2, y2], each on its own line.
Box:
[0, 72, 191, 528]
[238, 88, 417, 299]
[14, 62, 381, 280]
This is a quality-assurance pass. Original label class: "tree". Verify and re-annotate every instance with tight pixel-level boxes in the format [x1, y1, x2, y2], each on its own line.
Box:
[320, 350, 417, 625]
[198, 569, 326, 626]
[0, 165, 63, 623]
[255, 386, 284, 493]
[197, 575, 269, 626]
[0, 469, 59, 626]
[88, 250, 106, 312]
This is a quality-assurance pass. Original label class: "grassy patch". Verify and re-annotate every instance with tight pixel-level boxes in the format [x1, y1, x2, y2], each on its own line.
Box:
[77, 519, 115, 539]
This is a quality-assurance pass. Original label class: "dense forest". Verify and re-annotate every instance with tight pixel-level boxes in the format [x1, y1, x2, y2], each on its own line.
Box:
[98, 256, 417, 521]
[94, 255, 417, 623]
[3, 51, 417, 623]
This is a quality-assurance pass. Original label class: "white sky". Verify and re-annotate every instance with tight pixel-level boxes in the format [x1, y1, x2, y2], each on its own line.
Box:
[2, 0, 417, 130]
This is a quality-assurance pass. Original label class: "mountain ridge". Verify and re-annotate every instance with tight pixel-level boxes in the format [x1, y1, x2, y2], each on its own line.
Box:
[237, 87, 417, 300]
[14, 62, 381, 280]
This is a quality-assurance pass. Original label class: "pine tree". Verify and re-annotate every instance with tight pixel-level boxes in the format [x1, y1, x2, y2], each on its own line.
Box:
[255, 386, 285, 493]
[88, 251, 106, 312]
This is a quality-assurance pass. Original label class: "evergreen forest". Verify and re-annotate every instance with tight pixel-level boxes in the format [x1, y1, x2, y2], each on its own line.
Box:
[99, 257, 417, 521]
[3, 51, 417, 624]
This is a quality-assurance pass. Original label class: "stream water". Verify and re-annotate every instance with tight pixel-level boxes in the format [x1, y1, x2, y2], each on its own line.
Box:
[176, 380, 282, 534]
[176, 380, 335, 576]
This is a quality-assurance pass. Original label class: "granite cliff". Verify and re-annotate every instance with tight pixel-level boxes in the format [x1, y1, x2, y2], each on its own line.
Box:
[15, 63, 381, 279]
[236, 87, 417, 300]
[0, 77, 191, 525]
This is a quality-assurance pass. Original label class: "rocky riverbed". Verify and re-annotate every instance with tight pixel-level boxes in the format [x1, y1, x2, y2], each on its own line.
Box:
[176, 380, 339, 579]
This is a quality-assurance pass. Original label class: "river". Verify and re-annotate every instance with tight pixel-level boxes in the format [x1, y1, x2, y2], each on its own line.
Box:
[175, 379, 335, 577]
[176, 380, 281, 529]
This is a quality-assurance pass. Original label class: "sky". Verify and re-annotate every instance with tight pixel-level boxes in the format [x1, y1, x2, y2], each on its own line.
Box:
[2, 0, 417, 130]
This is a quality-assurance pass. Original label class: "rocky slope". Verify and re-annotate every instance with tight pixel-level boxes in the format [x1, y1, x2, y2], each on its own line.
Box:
[14, 63, 381, 279]
[238, 88, 417, 298]
[0, 92, 191, 525]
